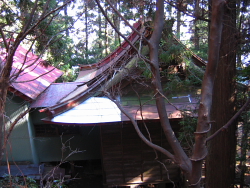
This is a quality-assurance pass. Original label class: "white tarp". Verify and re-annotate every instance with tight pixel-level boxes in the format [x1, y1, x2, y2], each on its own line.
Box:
[51, 97, 121, 124]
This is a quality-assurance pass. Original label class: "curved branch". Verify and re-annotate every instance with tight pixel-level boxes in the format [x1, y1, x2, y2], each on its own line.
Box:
[206, 97, 250, 142]
[3, 108, 30, 150]
[105, 92, 175, 161]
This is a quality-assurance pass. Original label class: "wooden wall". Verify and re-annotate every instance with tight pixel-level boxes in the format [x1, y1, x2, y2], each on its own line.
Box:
[100, 120, 181, 187]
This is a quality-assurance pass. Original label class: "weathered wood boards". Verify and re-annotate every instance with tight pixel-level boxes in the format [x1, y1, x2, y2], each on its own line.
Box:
[100, 121, 181, 187]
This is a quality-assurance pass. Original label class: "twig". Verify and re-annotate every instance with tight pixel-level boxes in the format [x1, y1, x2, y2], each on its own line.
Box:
[206, 97, 250, 142]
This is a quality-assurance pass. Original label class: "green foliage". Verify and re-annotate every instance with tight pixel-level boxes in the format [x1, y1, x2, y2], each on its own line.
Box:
[178, 114, 197, 156]
[137, 59, 152, 79]
[35, 14, 75, 66]
[0, 4, 16, 27]
[0, 0, 78, 83]
[57, 64, 79, 82]
[0, 174, 70, 188]
[163, 62, 203, 92]
[159, 43, 191, 66]
[190, 42, 208, 60]
[0, 174, 38, 188]
[237, 66, 250, 82]
[159, 20, 192, 67]
[189, 18, 209, 60]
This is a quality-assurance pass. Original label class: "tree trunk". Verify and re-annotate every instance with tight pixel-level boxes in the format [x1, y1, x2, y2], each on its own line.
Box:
[84, 4, 89, 62]
[64, 0, 69, 37]
[189, 0, 225, 187]
[193, 24, 200, 50]
[0, 52, 16, 162]
[98, 11, 102, 50]
[176, 5, 181, 39]
[239, 121, 250, 188]
[206, 0, 237, 187]
[111, 0, 120, 43]
[148, 0, 192, 178]
[104, 6, 108, 56]
[193, 0, 200, 50]
[0, 81, 8, 162]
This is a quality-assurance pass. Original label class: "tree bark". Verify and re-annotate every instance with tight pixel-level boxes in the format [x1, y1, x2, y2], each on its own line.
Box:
[64, 0, 69, 37]
[84, 4, 89, 61]
[95, 1, 238, 187]
[0, 51, 16, 162]
[176, 0, 181, 39]
[111, 0, 120, 42]
[148, 0, 192, 177]
[189, 0, 224, 187]
[206, 0, 237, 187]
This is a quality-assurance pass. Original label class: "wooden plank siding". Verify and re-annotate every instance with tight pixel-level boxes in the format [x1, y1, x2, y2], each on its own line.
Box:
[100, 120, 181, 187]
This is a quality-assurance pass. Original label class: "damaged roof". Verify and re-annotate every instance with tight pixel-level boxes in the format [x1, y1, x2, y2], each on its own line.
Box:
[0, 45, 63, 101]
[37, 20, 204, 125]
[31, 82, 84, 108]
[39, 21, 143, 117]
[42, 96, 198, 125]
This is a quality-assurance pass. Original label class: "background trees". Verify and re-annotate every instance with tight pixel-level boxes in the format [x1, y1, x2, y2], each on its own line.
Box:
[0, 0, 249, 187]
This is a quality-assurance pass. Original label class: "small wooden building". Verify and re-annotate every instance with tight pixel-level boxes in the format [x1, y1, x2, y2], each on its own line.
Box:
[1, 20, 204, 187]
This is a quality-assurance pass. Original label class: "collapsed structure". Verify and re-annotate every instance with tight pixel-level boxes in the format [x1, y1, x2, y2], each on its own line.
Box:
[1, 21, 206, 187]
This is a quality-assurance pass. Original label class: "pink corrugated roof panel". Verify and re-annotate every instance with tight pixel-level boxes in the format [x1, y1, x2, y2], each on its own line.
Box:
[31, 82, 83, 108]
[0, 45, 63, 100]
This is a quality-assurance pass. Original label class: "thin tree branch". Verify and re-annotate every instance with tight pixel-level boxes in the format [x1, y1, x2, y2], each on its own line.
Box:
[94, 0, 153, 66]
[164, 0, 210, 22]
[19, 0, 74, 42]
[206, 97, 250, 142]
[21, 0, 39, 34]
[11, 67, 57, 83]
[0, 27, 9, 51]
[104, 91, 175, 161]
[3, 108, 30, 148]
[105, 0, 149, 43]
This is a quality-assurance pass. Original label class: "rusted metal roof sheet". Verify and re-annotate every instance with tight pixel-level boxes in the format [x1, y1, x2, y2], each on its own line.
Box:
[121, 103, 197, 120]
[75, 69, 97, 82]
[31, 82, 83, 108]
[0, 45, 63, 100]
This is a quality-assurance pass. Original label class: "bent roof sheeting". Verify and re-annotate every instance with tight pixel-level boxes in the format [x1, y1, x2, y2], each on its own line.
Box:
[31, 82, 83, 108]
[0, 45, 63, 100]
[42, 22, 143, 116]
